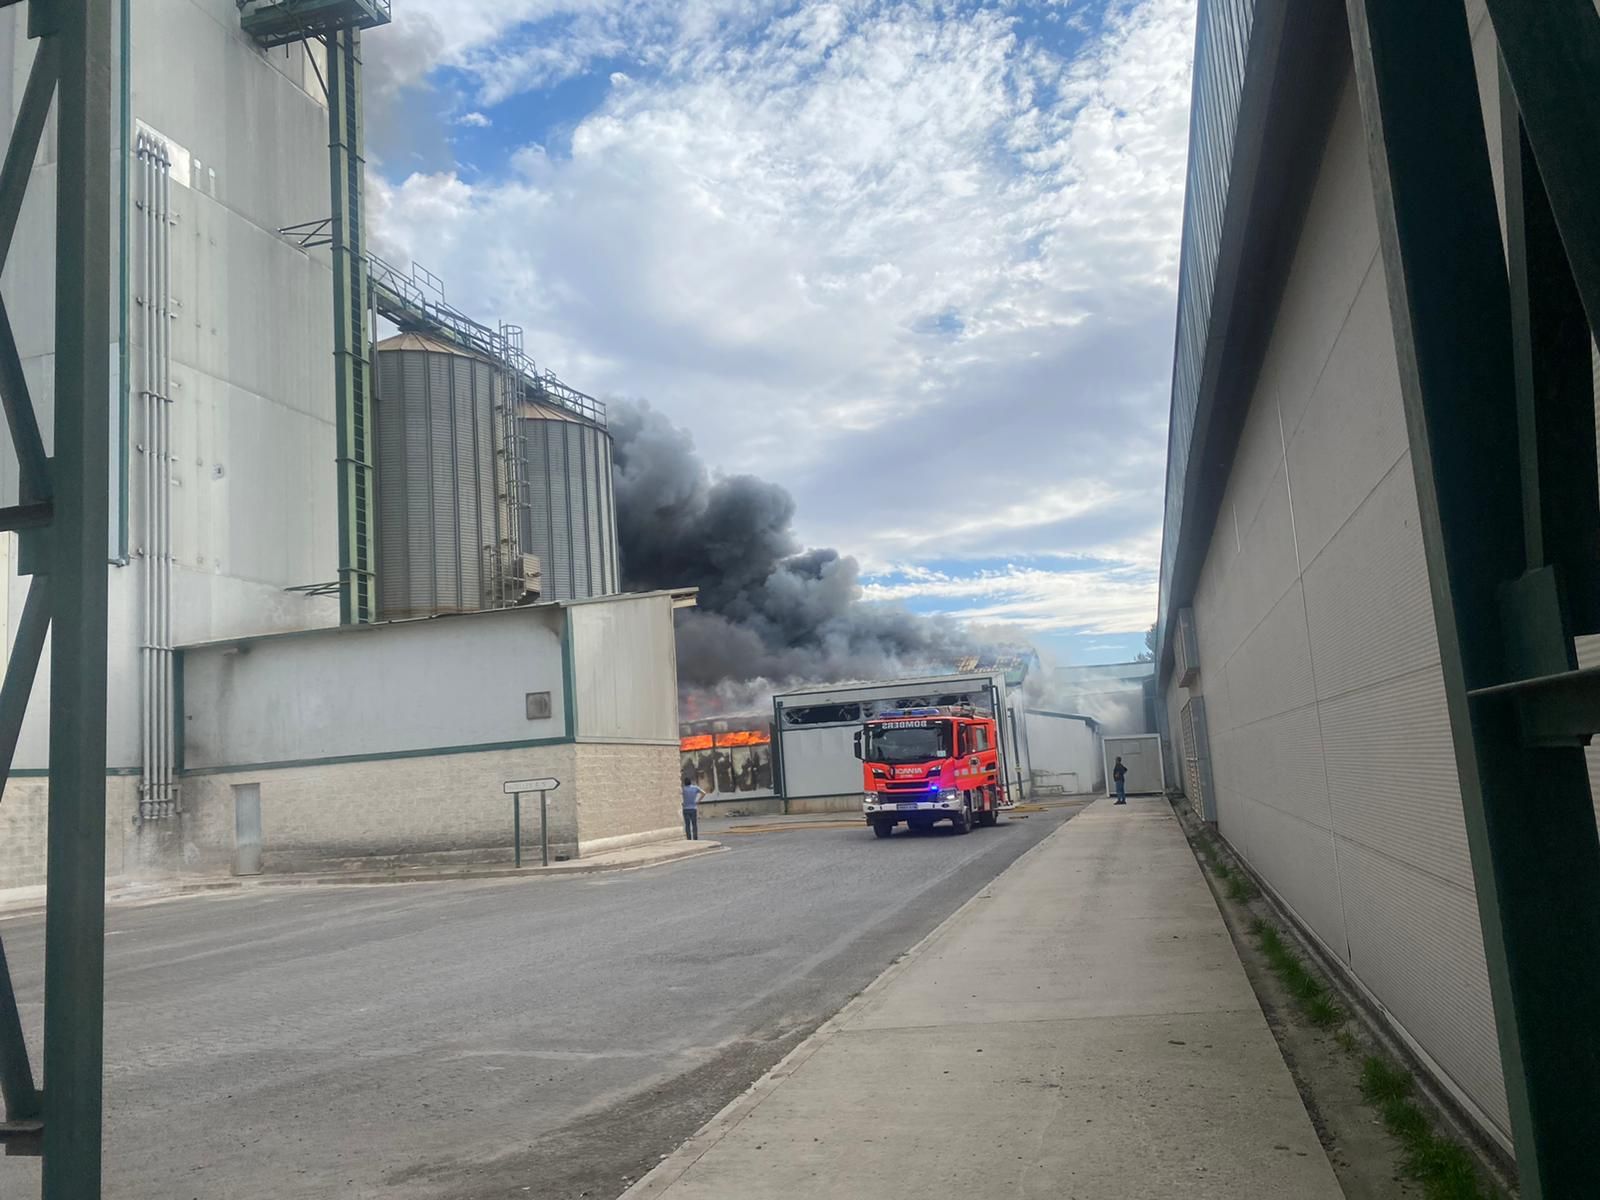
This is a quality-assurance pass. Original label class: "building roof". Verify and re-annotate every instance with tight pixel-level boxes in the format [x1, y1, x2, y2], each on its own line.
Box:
[1025, 709, 1100, 729]
[1156, 0, 1346, 681]
[375, 330, 492, 362]
[774, 670, 1011, 703]
[177, 588, 698, 652]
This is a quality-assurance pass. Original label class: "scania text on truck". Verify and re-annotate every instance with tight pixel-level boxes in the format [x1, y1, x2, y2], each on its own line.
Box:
[853, 706, 1005, 839]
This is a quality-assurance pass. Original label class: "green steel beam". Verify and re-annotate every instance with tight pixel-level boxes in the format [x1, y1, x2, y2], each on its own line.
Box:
[41, 0, 113, 1194]
[1484, 1, 1600, 353]
[1501, 70, 1600, 641]
[0, 299, 51, 503]
[0, 575, 51, 791]
[1346, 3, 1600, 1194]
[327, 28, 375, 624]
[0, 36, 57, 270]
[0, 930, 38, 1132]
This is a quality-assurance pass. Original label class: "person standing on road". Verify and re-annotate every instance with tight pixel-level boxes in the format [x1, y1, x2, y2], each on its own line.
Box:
[1112, 757, 1128, 805]
[681, 776, 705, 840]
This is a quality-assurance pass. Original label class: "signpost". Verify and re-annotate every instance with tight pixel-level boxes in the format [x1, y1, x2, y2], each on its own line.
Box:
[503, 778, 560, 867]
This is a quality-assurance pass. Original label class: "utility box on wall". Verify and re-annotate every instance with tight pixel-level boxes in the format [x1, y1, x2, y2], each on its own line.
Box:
[1175, 607, 1200, 688]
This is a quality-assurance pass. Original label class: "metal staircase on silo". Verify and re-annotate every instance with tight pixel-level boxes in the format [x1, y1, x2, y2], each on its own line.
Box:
[236, 0, 391, 48]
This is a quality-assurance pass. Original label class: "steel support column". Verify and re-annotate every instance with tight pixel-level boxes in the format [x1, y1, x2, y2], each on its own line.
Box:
[1346, 4, 1600, 1195]
[1484, 0, 1600, 353]
[327, 27, 375, 624]
[41, 0, 113, 1192]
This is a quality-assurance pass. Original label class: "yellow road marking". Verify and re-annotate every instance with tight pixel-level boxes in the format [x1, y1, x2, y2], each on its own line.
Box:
[723, 821, 866, 835]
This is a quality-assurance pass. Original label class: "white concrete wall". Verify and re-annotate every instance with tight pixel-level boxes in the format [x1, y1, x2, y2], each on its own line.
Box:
[570, 593, 679, 743]
[181, 606, 568, 768]
[779, 724, 862, 801]
[182, 744, 581, 873]
[1167, 55, 1510, 1146]
[1025, 712, 1102, 794]
[574, 743, 681, 854]
[0, 779, 142, 890]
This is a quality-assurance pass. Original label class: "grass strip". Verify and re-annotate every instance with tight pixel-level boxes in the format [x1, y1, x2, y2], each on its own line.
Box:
[1359, 1056, 1501, 1198]
[1248, 919, 1343, 1028]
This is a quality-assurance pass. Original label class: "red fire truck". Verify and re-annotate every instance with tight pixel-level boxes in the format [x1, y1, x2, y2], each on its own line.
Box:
[854, 706, 1005, 839]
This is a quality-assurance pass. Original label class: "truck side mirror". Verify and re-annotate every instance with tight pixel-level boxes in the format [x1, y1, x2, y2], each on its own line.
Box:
[852, 730, 863, 760]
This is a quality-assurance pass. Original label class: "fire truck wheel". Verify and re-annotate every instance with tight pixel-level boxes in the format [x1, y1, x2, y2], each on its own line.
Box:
[951, 797, 972, 835]
[872, 820, 894, 839]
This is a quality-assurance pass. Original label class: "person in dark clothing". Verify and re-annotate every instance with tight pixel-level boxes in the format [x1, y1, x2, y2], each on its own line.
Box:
[1112, 757, 1128, 805]
[681, 776, 705, 840]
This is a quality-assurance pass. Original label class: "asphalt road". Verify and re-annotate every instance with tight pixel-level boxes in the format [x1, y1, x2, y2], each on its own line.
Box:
[0, 804, 1082, 1200]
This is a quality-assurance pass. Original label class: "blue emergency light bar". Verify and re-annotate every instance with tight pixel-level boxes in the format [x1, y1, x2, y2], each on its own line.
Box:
[876, 707, 942, 718]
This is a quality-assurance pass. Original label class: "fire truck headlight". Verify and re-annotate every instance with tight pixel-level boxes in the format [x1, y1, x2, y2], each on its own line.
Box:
[938, 789, 960, 801]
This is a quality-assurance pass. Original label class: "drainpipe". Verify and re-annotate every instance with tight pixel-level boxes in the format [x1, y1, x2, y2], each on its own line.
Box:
[157, 141, 174, 817]
[135, 132, 174, 823]
[137, 133, 153, 820]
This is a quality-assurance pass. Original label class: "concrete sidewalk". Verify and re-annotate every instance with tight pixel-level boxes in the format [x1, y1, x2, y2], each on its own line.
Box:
[626, 797, 1342, 1199]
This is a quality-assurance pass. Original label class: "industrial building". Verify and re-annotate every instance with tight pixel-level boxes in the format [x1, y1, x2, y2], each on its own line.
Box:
[1021, 710, 1101, 796]
[0, 0, 676, 890]
[679, 714, 777, 816]
[771, 673, 1030, 814]
[1035, 660, 1157, 737]
[1156, 0, 1600, 1172]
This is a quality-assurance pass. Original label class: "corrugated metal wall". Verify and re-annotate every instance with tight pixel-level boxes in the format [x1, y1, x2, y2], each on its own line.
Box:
[374, 340, 500, 619]
[569, 594, 679, 742]
[1159, 0, 1257, 632]
[520, 412, 619, 602]
[1168, 66, 1512, 1147]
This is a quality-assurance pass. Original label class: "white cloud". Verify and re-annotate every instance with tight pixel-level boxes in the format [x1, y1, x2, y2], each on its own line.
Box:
[862, 562, 1156, 634]
[367, 0, 1193, 638]
[456, 111, 493, 127]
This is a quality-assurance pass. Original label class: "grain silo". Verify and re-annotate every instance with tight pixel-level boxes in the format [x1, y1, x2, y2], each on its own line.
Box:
[521, 393, 620, 601]
[374, 333, 504, 619]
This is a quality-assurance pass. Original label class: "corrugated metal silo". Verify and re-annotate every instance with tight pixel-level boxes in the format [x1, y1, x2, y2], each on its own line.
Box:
[374, 332, 502, 619]
[521, 398, 620, 601]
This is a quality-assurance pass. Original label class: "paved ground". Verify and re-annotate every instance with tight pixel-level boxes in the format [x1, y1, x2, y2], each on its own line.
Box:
[0, 804, 1082, 1200]
[627, 796, 1342, 1200]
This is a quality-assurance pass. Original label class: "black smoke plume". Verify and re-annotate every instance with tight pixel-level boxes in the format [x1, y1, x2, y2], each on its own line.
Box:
[609, 400, 971, 712]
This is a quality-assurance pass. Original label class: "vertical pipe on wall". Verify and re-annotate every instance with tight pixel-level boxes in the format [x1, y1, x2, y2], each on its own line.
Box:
[137, 134, 152, 819]
[135, 132, 173, 823]
[157, 142, 172, 816]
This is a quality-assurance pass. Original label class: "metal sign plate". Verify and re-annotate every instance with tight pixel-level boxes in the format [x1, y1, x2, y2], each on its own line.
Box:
[503, 778, 560, 794]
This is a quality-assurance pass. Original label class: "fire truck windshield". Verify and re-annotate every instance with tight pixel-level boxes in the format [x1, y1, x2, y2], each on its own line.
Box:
[864, 721, 952, 764]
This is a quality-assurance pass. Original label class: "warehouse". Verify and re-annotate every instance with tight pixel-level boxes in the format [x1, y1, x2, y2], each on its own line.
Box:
[1021, 710, 1101, 796]
[772, 673, 1030, 813]
[1035, 661, 1156, 736]
[1156, 0, 1600, 1163]
[176, 590, 691, 874]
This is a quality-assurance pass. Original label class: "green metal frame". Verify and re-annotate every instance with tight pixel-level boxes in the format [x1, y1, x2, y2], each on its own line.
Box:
[0, 2, 114, 1195]
[327, 28, 375, 625]
[1346, 2, 1600, 1194]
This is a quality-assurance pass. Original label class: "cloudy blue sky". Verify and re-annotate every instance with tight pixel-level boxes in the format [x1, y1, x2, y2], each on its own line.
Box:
[364, 0, 1194, 666]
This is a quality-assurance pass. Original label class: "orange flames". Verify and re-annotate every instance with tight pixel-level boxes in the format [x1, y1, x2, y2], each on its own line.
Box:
[679, 730, 772, 751]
